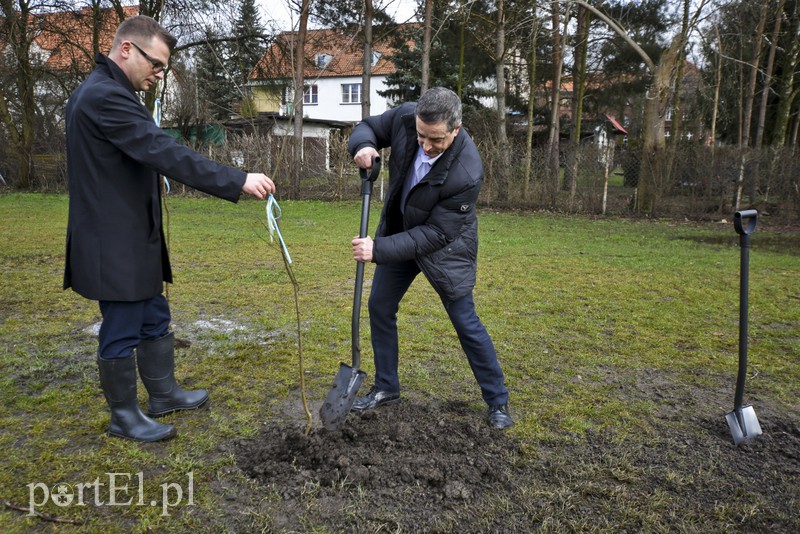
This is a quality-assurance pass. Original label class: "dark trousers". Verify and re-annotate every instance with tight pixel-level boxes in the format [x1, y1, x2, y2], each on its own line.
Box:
[98, 294, 171, 359]
[367, 260, 509, 406]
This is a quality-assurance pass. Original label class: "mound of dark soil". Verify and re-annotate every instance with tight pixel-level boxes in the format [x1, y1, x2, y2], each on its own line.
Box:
[237, 400, 522, 532]
[234, 395, 800, 533]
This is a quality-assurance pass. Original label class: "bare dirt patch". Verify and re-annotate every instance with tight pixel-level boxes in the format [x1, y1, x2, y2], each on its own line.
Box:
[234, 378, 800, 533]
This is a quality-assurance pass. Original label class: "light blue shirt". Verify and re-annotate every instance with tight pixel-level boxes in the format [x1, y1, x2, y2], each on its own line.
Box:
[401, 147, 442, 213]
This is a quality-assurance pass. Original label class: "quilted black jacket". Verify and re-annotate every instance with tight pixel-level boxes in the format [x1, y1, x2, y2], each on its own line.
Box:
[348, 102, 484, 302]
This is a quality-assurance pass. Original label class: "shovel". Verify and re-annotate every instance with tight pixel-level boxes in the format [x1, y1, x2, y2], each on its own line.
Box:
[724, 209, 763, 446]
[319, 156, 382, 430]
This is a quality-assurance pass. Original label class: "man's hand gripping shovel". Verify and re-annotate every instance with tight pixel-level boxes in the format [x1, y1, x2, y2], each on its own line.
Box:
[319, 156, 381, 430]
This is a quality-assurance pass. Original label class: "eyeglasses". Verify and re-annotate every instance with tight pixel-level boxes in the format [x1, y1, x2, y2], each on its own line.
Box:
[130, 41, 168, 74]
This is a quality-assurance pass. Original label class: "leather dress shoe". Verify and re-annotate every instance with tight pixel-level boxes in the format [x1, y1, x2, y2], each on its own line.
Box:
[351, 387, 400, 412]
[488, 404, 513, 429]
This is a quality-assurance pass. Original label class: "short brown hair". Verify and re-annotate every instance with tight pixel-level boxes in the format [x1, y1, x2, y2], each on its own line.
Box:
[114, 15, 177, 52]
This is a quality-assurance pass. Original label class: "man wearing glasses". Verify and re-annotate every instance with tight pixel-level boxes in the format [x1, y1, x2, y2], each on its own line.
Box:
[64, 15, 275, 442]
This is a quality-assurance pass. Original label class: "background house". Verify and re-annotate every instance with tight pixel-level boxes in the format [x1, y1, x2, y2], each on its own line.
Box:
[247, 27, 405, 122]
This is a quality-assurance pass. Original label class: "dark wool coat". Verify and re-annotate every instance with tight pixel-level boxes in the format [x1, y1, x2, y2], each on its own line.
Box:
[64, 55, 246, 301]
[348, 102, 483, 302]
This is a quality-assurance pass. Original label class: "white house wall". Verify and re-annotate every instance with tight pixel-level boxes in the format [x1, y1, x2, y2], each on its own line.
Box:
[301, 75, 392, 122]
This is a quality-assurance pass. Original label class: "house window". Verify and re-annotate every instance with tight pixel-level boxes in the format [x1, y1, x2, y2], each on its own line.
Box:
[315, 53, 333, 68]
[371, 51, 382, 66]
[304, 84, 318, 105]
[283, 85, 318, 105]
[342, 83, 362, 104]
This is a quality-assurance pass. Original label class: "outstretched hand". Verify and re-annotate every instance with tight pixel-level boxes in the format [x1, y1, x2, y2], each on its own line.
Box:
[243, 173, 276, 199]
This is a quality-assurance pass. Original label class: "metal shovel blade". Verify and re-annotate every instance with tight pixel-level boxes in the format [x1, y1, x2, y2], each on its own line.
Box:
[725, 405, 762, 446]
[319, 363, 366, 430]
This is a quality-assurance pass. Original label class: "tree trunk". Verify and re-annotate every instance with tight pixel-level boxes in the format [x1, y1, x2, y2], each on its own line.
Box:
[755, 0, 785, 147]
[735, 0, 768, 210]
[669, 0, 690, 146]
[292, 0, 311, 199]
[421, 0, 433, 92]
[0, 1, 36, 189]
[523, 0, 538, 201]
[771, 1, 800, 146]
[547, 0, 563, 204]
[362, 0, 374, 119]
[457, 0, 469, 98]
[710, 26, 723, 153]
[565, 5, 588, 199]
[493, 0, 510, 202]
[495, 0, 507, 145]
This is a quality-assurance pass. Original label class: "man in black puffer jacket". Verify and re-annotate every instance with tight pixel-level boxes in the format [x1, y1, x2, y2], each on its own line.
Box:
[348, 87, 512, 429]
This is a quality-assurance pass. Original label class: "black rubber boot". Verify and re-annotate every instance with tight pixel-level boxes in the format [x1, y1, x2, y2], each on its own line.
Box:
[97, 355, 176, 442]
[137, 332, 209, 418]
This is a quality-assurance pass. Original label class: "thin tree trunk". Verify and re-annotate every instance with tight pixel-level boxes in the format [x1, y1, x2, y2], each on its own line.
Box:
[421, 0, 433, 92]
[735, 0, 768, 210]
[669, 0, 690, 145]
[711, 26, 723, 155]
[565, 4, 588, 199]
[457, 0, 468, 98]
[495, 0, 507, 144]
[292, 0, 310, 199]
[362, 0, 373, 119]
[755, 0, 785, 147]
[524, 0, 538, 201]
[547, 0, 564, 204]
[771, 1, 800, 145]
[494, 0, 509, 202]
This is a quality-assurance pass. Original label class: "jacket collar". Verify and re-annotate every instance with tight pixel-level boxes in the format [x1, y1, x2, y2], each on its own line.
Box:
[94, 53, 138, 97]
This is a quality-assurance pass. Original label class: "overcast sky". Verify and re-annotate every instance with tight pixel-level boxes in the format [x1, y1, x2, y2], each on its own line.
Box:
[256, 0, 419, 31]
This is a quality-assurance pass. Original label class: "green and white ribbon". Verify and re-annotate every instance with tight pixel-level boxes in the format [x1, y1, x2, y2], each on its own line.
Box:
[153, 98, 170, 193]
[266, 194, 291, 264]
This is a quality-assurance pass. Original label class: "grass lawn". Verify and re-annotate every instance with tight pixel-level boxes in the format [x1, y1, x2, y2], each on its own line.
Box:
[0, 192, 798, 532]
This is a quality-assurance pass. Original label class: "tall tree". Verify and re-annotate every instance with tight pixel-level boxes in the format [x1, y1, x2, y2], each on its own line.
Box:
[421, 0, 433, 91]
[292, 0, 310, 199]
[564, 3, 589, 199]
[669, 0, 691, 145]
[495, 0, 508, 145]
[735, 0, 769, 209]
[381, 2, 494, 107]
[0, 0, 39, 189]
[195, 27, 238, 122]
[362, 0, 375, 118]
[232, 0, 267, 88]
[547, 0, 565, 204]
[754, 0, 785, 148]
[523, 0, 539, 201]
[771, 0, 800, 145]
[0, 0, 131, 188]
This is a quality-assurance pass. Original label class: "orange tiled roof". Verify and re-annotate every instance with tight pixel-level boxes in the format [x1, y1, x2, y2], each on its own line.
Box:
[250, 26, 411, 81]
[29, 6, 138, 72]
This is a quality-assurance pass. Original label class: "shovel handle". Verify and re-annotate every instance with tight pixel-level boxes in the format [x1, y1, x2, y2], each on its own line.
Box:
[734, 210, 757, 236]
[353, 156, 382, 369]
[359, 156, 381, 200]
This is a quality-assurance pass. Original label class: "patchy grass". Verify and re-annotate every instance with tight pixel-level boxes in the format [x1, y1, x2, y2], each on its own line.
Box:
[0, 192, 798, 532]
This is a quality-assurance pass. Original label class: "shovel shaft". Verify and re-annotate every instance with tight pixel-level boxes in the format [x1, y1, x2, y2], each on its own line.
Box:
[735, 234, 749, 410]
[352, 157, 381, 370]
[352, 260, 365, 370]
[733, 210, 757, 411]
